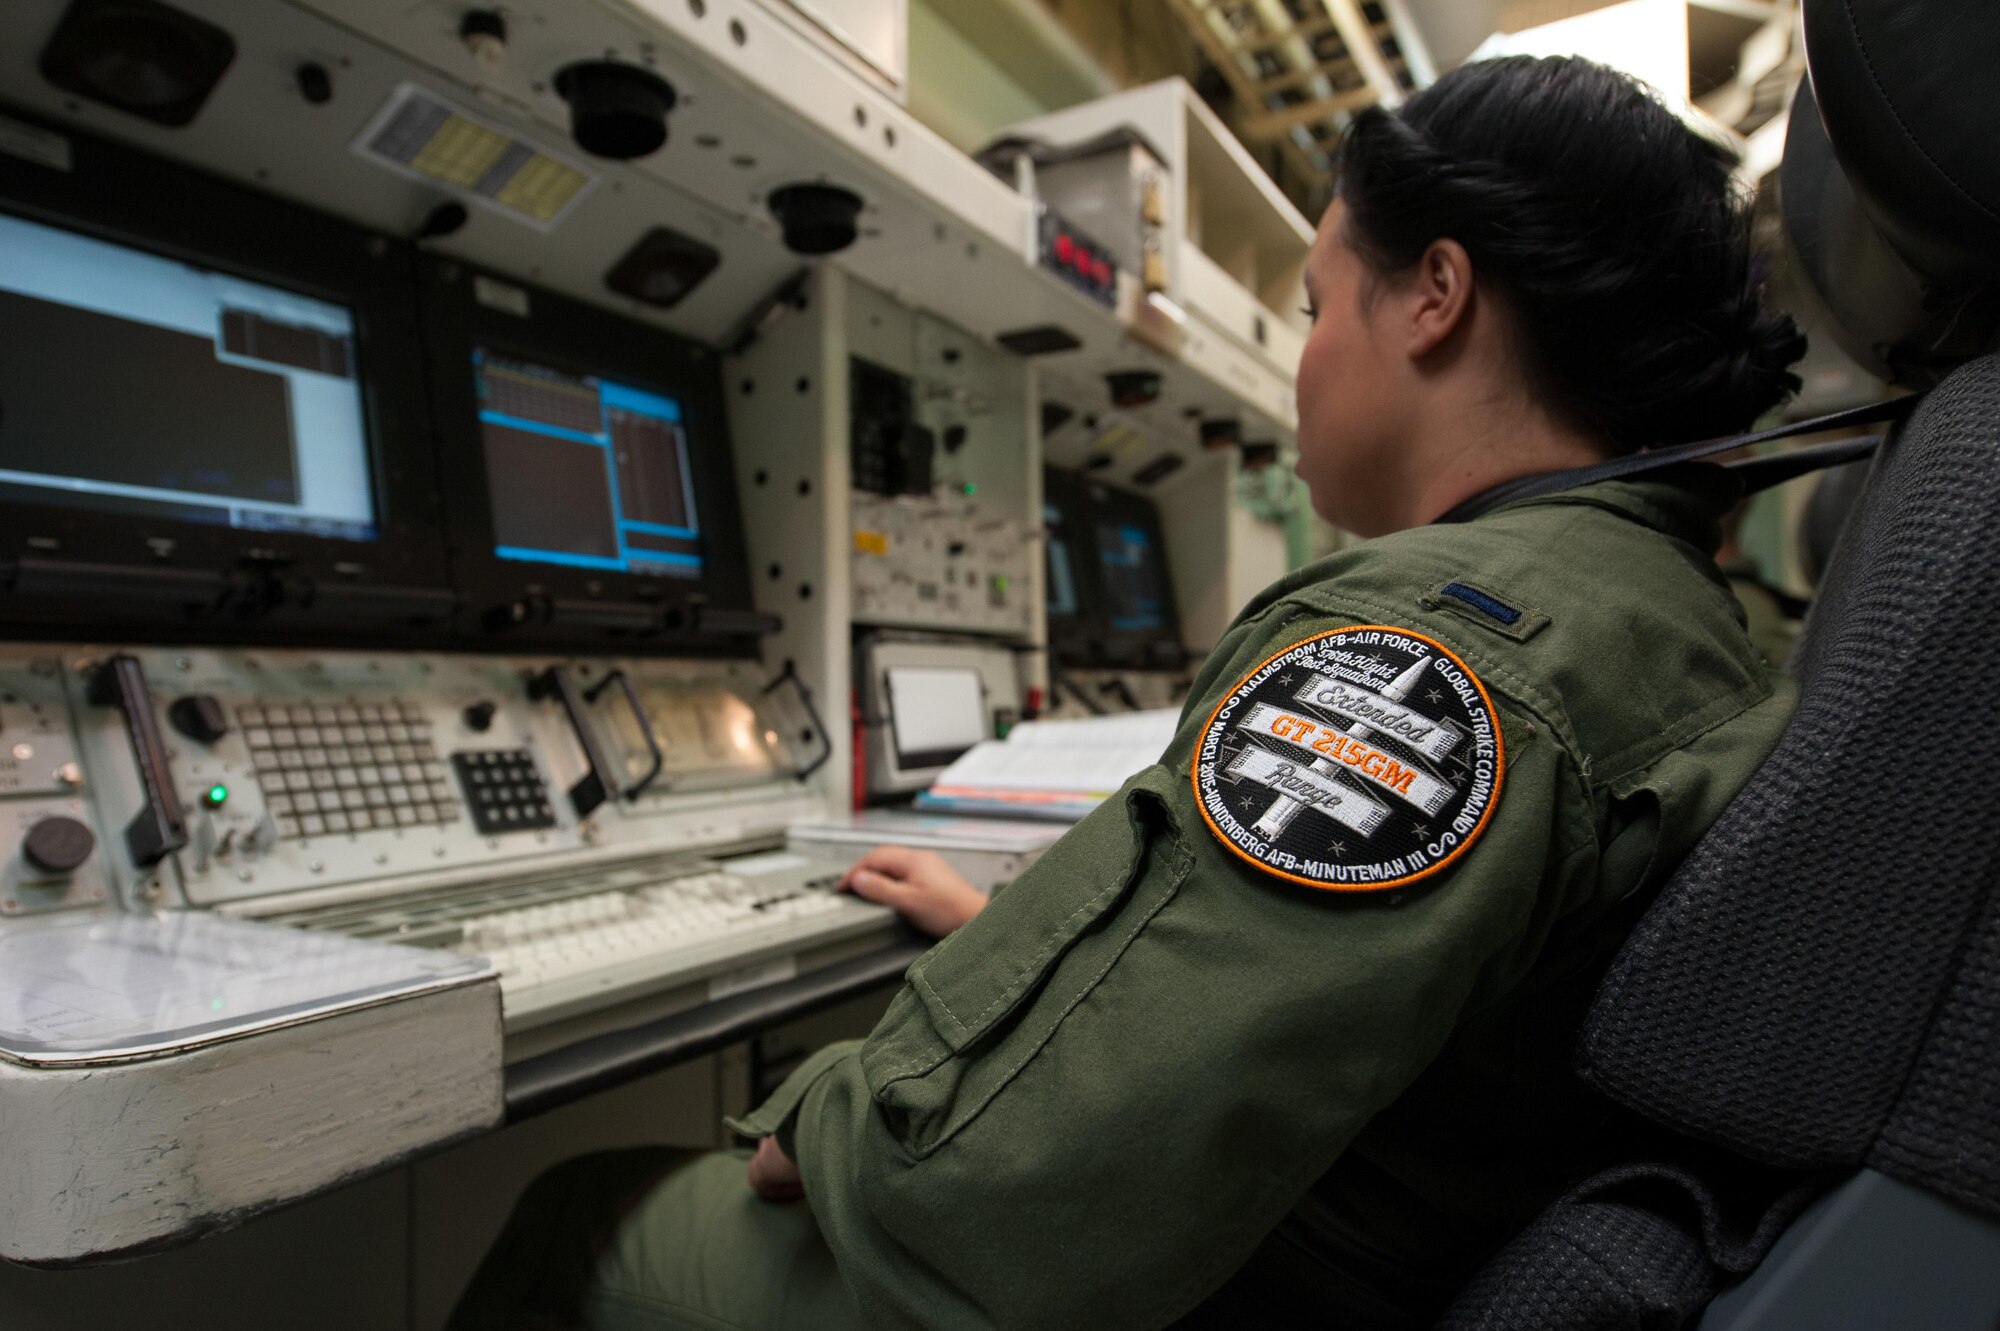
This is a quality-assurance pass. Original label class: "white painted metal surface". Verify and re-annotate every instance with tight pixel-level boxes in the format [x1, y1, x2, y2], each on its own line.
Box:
[0, 919, 499, 1265]
[726, 267, 854, 810]
[1159, 450, 1289, 652]
[750, 0, 909, 94]
[0, 911, 486, 1064]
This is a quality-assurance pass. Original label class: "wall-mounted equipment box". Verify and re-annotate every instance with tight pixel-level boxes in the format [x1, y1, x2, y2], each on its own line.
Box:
[998, 79, 1314, 390]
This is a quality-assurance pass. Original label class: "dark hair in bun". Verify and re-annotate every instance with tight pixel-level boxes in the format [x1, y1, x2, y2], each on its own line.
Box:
[1337, 55, 1806, 454]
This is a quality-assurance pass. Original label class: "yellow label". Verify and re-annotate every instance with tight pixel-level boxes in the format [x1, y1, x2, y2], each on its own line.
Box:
[493, 154, 591, 222]
[854, 530, 888, 556]
[409, 114, 511, 187]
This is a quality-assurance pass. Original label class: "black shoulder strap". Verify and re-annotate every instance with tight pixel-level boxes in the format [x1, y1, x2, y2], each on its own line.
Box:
[1435, 396, 1920, 525]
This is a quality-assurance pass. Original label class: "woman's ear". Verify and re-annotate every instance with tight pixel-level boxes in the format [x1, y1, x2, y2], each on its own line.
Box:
[1406, 237, 1475, 358]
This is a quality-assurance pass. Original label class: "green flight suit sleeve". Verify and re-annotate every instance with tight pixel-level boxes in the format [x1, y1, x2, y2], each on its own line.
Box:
[742, 616, 1592, 1329]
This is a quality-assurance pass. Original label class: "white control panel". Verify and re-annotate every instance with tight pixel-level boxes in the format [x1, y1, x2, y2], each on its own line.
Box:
[0, 646, 822, 919]
[0, 655, 113, 917]
[851, 494, 1034, 637]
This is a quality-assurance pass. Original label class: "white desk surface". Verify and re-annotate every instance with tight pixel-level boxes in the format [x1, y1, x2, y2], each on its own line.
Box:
[0, 911, 488, 1066]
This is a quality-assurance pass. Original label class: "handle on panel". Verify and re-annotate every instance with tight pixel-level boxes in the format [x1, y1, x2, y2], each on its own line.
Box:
[87, 655, 188, 867]
[527, 665, 614, 819]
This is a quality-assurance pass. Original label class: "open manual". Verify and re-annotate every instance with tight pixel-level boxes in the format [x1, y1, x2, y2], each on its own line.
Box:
[915, 709, 1181, 822]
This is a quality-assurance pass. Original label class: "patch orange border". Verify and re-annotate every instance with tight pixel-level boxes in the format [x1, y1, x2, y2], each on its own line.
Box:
[1190, 624, 1506, 893]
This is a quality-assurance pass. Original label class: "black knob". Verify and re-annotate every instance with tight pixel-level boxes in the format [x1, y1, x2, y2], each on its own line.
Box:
[168, 694, 228, 745]
[463, 700, 497, 732]
[295, 61, 332, 105]
[554, 60, 676, 160]
[23, 816, 94, 875]
[767, 183, 865, 256]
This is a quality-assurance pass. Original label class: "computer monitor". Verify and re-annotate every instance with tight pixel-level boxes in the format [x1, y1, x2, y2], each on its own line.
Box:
[1042, 465, 1095, 663]
[1093, 499, 1171, 632]
[1088, 481, 1183, 667]
[1043, 466, 1184, 669]
[422, 260, 756, 648]
[0, 107, 440, 633]
[0, 211, 374, 542]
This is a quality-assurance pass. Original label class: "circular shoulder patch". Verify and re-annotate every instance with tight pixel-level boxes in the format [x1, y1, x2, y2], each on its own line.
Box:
[1192, 624, 1504, 892]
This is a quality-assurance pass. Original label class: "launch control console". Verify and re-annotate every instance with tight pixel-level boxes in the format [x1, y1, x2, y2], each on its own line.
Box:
[0, 645, 819, 913]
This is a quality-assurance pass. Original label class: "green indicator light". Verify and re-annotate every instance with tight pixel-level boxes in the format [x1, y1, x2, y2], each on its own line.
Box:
[210, 997, 225, 1012]
[996, 576, 1010, 592]
[962, 482, 978, 496]
[204, 783, 228, 808]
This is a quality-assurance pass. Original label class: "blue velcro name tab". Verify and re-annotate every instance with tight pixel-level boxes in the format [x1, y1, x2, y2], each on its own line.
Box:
[1440, 582, 1522, 625]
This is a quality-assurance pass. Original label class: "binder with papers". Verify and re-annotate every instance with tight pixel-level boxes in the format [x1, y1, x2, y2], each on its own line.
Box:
[914, 709, 1180, 821]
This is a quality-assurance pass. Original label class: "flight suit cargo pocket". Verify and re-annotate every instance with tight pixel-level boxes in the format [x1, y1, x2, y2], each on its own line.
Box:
[859, 765, 1193, 1157]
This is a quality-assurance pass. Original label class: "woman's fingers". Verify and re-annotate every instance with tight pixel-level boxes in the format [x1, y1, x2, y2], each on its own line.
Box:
[844, 867, 911, 907]
[838, 844, 933, 888]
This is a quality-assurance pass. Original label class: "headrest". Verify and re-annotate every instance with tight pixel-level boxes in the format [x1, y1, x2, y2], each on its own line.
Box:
[1782, 0, 2000, 386]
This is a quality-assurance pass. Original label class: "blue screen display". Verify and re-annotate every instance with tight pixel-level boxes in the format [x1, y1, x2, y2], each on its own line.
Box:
[1096, 520, 1167, 632]
[475, 349, 702, 579]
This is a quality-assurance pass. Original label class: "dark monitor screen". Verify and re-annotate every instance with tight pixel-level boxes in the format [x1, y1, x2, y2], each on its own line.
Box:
[1043, 466, 1093, 664]
[1093, 516, 1169, 633]
[1044, 501, 1080, 619]
[0, 211, 377, 542]
[424, 259, 755, 649]
[475, 349, 702, 579]
[1044, 465, 1182, 668]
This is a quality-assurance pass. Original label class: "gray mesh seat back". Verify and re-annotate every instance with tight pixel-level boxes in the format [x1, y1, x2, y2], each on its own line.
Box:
[1434, 354, 2000, 1331]
[1575, 353, 2000, 1202]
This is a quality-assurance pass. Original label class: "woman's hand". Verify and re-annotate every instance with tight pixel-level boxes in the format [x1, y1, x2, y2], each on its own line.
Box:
[840, 845, 988, 938]
[747, 1135, 803, 1201]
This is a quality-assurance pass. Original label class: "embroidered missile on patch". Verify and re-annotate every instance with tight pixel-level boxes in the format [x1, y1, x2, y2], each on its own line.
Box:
[1192, 625, 1504, 892]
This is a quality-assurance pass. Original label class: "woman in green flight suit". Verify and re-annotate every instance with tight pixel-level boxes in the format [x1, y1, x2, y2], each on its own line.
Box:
[452, 54, 1807, 1331]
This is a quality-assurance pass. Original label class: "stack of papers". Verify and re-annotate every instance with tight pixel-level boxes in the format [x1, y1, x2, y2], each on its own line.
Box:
[915, 709, 1180, 822]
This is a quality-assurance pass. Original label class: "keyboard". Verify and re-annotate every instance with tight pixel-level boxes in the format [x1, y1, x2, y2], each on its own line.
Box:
[295, 851, 899, 1033]
[454, 862, 894, 1027]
